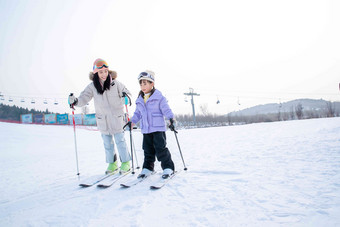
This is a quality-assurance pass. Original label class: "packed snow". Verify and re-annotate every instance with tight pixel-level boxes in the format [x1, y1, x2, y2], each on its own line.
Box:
[0, 117, 340, 227]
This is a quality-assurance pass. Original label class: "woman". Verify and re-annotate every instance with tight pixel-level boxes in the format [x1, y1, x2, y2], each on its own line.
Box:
[68, 58, 131, 174]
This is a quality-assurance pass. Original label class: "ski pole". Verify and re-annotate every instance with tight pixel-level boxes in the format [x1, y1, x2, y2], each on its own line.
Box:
[123, 121, 135, 174]
[123, 93, 139, 173]
[124, 94, 140, 169]
[70, 93, 80, 179]
[131, 135, 140, 169]
[171, 125, 188, 171]
[129, 126, 135, 174]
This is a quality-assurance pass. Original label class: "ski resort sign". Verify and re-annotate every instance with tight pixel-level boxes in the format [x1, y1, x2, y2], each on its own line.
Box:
[20, 114, 33, 124]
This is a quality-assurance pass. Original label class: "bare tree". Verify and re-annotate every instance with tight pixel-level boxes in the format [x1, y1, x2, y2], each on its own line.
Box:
[326, 101, 335, 117]
[227, 113, 232, 125]
[295, 103, 303, 120]
[289, 106, 295, 120]
[200, 104, 210, 116]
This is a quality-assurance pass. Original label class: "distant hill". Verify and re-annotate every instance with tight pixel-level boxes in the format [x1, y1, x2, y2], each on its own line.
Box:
[233, 99, 340, 116]
[175, 98, 339, 128]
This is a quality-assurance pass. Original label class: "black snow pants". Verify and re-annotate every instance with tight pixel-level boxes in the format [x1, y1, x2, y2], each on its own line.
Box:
[142, 131, 175, 171]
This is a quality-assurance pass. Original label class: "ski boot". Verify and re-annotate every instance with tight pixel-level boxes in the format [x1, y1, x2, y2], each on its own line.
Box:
[162, 168, 174, 179]
[105, 161, 118, 174]
[137, 168, 153, 179]
[120, 161, 130, 173]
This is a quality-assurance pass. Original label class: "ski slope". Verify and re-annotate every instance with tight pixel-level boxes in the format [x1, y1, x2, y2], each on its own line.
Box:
[0, 118, 340, 226]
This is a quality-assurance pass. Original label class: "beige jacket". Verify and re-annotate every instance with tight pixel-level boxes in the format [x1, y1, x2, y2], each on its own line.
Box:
[76, 71, 131, 135]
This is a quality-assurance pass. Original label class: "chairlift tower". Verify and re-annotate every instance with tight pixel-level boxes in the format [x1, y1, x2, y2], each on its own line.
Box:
[184, 88, 200, 126]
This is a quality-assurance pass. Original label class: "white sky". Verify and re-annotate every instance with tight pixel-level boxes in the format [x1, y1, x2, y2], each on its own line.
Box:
[0, 0, 339, 115]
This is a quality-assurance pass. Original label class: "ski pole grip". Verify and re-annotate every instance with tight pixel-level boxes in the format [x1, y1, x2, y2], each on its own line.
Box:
[124, 96, 129, 105]
[69, 93, 76, 109]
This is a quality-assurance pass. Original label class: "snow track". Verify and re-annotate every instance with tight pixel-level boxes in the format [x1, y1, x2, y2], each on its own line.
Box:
[1, 118, 340, 226]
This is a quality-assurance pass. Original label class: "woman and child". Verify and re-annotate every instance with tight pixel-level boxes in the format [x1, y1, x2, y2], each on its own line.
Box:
[68, 58, 175, 178]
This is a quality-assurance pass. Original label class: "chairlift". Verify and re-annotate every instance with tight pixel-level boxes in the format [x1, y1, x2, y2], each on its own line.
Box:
[184, 96, 188, 102]
[31, 99, 35, 104]
[54, 99, 58, 105]
[216, 96, 220, 104]
[43, 99, 48, 104]
[237, 97, 241, 105]
[0, 97, 4, 101]
[21, 98, 25, 103]
[9, 97, 13, 102]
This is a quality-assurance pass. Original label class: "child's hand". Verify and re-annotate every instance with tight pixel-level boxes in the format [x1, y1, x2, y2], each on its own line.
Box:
[123, 121, 132, 131]
[169, 118, 175, 131]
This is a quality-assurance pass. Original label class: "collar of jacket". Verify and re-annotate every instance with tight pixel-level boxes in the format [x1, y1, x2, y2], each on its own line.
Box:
[136, 89, 162, 104]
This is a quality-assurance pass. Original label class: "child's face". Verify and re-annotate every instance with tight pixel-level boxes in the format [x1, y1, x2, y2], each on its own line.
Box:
[140, 80, 154, 94]
[98, 68, 109, 81]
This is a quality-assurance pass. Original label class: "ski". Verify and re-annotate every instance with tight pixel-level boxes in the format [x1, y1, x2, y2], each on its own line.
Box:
[120, 171, 156, 188]
[150, 171, 179, 190]
[79, 171, 119, 187]
[97, 171, 131, 188]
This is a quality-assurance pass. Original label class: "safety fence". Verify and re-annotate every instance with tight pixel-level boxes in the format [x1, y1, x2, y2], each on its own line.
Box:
[18, 113, 97, 126]
[0, 113, 99, 131]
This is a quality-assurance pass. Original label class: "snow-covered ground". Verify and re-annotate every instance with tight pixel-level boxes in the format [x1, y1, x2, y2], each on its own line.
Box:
[0, 118, 340, 227]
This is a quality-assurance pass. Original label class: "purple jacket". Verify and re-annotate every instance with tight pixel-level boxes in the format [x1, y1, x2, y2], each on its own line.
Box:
[130, 89, 174, 134]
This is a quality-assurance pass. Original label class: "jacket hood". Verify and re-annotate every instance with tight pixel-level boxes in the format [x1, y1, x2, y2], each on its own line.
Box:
[89, 70, 117, 81]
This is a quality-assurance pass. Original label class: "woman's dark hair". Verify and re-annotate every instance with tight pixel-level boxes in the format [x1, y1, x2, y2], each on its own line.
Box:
[93, 73, 111, 94]
[138, 80, 155, 98]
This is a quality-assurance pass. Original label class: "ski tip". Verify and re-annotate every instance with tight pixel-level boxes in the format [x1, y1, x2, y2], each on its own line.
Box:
[120, 184, 130, 188]
[150, 186, 160, 190]
[79, 184, 91, 187]
[97, 185, 109, 188]
[184, 167, 188, 171]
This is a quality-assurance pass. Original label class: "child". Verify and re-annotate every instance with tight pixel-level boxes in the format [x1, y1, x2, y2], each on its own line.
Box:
[68, 58, 131, 174]
[129, 70, 176, 179]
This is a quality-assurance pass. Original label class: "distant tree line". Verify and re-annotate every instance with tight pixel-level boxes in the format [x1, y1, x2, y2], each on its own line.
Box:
[175, 101, 340, 128]
[1, 101, 339, 128]
[0, 104, 54, 121]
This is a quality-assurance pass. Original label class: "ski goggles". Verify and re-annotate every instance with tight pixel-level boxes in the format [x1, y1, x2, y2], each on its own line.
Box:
[138, 72, 154, 81]
[93, 60, 109, 71]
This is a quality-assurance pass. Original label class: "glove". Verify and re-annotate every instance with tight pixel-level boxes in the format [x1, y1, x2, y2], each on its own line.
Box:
[123, 121, 132, 131]
[169, 118, 175, 131]
[68, 93, 78, 108]
[122, 92, 132, 106]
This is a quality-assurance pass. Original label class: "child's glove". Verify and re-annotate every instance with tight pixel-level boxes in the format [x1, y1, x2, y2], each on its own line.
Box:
[68, 93, 78, 108]
[123, 121, 132, 131]
[169, 118, 176, 132]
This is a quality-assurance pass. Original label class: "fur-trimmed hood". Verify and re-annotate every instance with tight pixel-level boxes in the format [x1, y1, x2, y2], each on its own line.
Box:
[89, 70, 117, 81]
